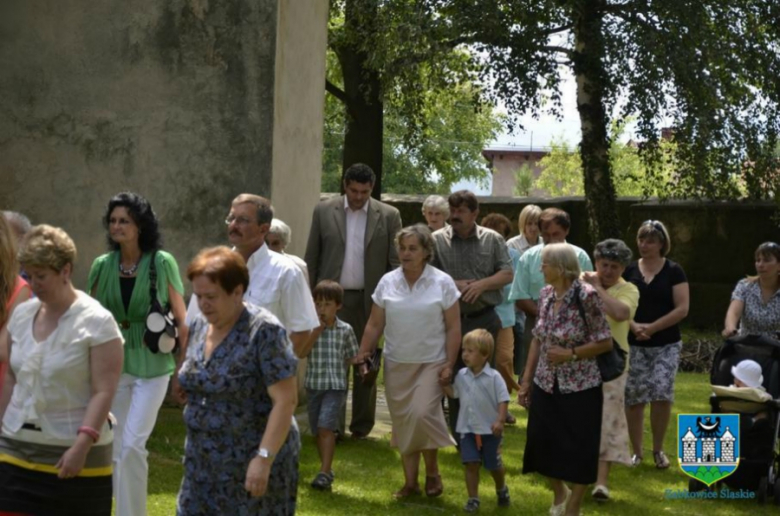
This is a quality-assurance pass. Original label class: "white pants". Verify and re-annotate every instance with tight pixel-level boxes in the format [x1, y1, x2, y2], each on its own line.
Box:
[112, 373, 169, 516]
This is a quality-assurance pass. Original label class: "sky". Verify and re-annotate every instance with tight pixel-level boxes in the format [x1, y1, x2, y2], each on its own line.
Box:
[451, 71, 583, 195]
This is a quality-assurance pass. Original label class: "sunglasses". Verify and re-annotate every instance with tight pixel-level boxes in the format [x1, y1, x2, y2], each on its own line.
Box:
[643, 219, 666, 237]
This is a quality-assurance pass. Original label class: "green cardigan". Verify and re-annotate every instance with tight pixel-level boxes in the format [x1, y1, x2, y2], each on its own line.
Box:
[88, 250, 184, 378]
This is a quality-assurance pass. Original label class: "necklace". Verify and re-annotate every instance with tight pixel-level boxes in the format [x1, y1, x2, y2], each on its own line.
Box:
[118, 260, 139, 276]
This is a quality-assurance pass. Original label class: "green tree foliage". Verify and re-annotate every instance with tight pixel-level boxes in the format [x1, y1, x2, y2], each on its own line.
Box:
[534, 120, 676, 197]
[446, 0, 780, 240]
[514, 164, 534, 196]
[326, 0, 497, 196]
[323, 49, 503, 194]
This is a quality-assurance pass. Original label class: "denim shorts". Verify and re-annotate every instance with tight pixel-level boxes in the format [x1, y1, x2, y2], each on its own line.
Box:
[307, 389, 347, 435]
[459, 433, 503, 471]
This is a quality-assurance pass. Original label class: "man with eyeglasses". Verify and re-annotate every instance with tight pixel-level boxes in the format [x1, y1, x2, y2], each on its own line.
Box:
[508, 207, 593, 381]
[305, 163, 403, 439]
[185, 194, 319, 357]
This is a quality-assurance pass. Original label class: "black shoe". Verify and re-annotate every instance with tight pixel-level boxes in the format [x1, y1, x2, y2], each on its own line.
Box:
[464, 497, 480, 512]
[311, 471, 334, 491]
[497, 485, 510, 507]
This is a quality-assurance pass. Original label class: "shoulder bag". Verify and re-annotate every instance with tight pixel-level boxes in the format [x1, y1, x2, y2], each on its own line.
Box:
[143, 251, 179, 354]
[572, 284, 626, 382]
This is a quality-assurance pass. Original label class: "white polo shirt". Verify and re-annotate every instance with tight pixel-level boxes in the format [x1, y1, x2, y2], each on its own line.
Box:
[186, 244, 318, 334]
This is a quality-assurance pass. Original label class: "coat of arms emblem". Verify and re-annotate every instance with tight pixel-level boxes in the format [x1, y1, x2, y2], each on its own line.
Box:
[678, 413, 740, 486]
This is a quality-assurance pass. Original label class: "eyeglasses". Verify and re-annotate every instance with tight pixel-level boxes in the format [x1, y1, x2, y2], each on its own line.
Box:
[224, 215, 254, 226]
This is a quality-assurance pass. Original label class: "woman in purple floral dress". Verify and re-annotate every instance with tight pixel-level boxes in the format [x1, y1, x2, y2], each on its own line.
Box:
[517, 244, 613, 516]
[177, 247, 300, 516]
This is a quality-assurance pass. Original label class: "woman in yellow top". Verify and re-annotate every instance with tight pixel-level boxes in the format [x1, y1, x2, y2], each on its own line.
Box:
[581, 239, 639, 503]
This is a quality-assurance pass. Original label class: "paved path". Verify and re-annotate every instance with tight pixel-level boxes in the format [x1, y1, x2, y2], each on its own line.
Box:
[295, 386, 393, 438]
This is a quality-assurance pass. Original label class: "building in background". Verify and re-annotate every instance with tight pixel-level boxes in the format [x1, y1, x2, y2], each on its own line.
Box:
[483, 146, 551, 197]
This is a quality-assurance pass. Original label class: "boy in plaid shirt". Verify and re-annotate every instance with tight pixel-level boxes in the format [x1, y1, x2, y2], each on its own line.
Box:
[304, 280, 360, 490]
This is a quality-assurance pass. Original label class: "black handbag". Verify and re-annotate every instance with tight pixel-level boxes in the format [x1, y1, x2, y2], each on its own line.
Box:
[360, 348, 383, 386]
[572, 284, 626, 382]
[143, 252, 179, 354]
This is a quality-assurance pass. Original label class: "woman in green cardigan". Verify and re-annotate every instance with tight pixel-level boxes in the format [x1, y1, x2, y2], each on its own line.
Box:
[88, 192, 188, 516]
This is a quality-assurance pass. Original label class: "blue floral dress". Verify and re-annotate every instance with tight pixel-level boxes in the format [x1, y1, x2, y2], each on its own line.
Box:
[176, 307, 300, 516]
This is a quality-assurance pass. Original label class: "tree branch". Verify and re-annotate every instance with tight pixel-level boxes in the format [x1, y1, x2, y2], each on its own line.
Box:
[325, 80, 348, 104]
[543, 23, 574, 36]
[543, 45, 574, 57]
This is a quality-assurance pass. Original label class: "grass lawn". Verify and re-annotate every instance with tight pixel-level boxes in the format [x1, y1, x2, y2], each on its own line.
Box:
[144, 372, 773, 515]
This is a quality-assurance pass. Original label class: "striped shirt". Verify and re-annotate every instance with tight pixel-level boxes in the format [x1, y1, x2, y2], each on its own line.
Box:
[304, 318, 359, 390]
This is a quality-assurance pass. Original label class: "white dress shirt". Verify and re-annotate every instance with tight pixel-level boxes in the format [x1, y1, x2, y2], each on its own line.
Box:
[186, 244, 319, 334]
[371, 264, 460, 363]
[339, 196, 368, 290]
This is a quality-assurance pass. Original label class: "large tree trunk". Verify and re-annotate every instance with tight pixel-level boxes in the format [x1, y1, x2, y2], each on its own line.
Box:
[572, 0, 620, 245]
[335, 0, 384, 198]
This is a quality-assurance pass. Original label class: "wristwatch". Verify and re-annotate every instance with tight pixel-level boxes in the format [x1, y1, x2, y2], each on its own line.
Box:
[256, 447, 275, 460]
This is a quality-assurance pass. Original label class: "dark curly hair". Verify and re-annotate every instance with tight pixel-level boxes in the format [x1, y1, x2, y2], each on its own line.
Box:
[103, 192, 162, 252]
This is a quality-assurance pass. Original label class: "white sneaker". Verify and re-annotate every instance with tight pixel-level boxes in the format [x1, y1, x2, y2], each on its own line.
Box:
[549, 485, 571, 516]
[592, 484, 610, 502]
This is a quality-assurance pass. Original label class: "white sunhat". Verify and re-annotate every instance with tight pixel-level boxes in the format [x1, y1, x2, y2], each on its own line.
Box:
[731, 359, 764, 389]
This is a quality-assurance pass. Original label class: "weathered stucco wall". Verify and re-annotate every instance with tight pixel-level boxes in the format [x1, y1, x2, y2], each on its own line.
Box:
[0, 0, 326, 288]
[271, 0, 328, 257]
[380, 195, 780, 329]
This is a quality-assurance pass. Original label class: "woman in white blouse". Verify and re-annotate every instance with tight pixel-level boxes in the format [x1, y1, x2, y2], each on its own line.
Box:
[0, 225, 124, 516]
[359, 224, 461, 499]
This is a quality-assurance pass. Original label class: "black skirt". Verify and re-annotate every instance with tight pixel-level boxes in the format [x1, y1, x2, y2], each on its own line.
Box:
[523, 381, 603, 484]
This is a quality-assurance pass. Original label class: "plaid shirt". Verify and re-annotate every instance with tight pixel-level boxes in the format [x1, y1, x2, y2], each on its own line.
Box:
[304, 318, 359, 390]
[431, 224, 512, 314]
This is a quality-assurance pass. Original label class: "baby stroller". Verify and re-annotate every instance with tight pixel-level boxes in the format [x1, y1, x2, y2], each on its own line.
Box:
[697, 333, 780, 504]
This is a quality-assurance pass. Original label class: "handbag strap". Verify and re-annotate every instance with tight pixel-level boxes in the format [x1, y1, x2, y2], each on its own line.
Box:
[572, 283, 590, 334]
[148, 251, 158, 304]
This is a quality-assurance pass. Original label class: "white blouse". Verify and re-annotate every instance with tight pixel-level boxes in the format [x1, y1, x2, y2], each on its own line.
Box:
[3, 291, 123, 442]
[372, 264, 460, 364]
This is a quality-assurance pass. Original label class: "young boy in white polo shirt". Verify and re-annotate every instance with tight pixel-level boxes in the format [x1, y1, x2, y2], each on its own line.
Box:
[441, 329, 511, 512]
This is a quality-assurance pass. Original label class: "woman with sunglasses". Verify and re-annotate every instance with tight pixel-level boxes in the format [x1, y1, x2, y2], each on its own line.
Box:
[622, 220, 689, 469]
[723, 242, 780, 339]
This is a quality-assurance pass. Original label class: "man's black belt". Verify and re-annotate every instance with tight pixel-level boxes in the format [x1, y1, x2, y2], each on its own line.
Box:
[461, 305, 496, 320]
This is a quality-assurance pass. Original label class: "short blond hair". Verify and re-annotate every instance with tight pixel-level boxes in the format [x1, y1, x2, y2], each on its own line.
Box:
[18, 224, 77, 272]
[541, 243, 581, 282]
[462, 329, 494, 358]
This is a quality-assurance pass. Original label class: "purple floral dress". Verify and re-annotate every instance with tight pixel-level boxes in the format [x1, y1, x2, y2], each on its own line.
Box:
[176, 308, 300, 516]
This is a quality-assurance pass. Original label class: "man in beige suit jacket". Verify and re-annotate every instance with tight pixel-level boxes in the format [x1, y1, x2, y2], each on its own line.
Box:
[305, 163, 402, 437]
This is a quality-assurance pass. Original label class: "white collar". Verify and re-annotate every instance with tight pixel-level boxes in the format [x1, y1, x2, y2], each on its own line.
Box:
[241, 243, 269, 268]
[343, 196, 370, 214]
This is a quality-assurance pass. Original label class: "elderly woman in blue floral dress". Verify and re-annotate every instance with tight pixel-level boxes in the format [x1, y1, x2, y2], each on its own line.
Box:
[176, 247, 300, 515]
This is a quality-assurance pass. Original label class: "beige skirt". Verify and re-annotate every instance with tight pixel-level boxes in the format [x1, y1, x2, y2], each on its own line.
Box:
[599, 371, 631, 464]
[384, 359, 456, 454]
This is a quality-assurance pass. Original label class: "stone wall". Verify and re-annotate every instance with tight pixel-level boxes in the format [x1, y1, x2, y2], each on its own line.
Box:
[0, 0, 327, 288]
[380, 195, 780, 329]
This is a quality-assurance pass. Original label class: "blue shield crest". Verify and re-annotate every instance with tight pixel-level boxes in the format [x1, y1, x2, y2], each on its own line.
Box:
[678, 413, 740, 486]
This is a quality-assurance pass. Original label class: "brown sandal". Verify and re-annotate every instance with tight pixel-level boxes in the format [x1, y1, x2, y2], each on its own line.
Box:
[393, 484, 422, 498]
[425, 475, 443, 497]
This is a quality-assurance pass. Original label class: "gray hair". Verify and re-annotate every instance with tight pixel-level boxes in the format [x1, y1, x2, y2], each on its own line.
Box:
[421, 195, 450, 219]
[268, 218, 292, 247]
[232, 194, 274, 226]
[593, 239, 633, 267]
[394, 224, 435, 263]
[541, 243, 581, 282]
[3, 211, 32, 239]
